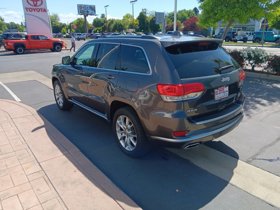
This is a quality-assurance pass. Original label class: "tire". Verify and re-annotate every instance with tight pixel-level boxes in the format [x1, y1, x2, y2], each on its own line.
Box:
[113, 107, 151, 158]
[254, 38, 261, 43]
[14, 46, 25, 54]
[53, 80, 73, 110]
[225, 37, 230, 42]
[53, 44, 62, 52]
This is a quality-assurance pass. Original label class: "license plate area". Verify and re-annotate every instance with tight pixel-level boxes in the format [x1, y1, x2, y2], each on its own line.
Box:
[215, 86, 229, 100]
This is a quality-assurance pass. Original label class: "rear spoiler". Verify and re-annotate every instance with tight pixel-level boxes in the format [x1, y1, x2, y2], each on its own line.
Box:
[160, 38, 223, 48]
[163, 39, 223, 54]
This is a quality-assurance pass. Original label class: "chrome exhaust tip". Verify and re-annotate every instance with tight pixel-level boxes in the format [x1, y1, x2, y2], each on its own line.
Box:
[184, 142, 200, 150]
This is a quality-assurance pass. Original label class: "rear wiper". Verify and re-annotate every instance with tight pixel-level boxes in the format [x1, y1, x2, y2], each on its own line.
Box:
[216, 64, 234, 73]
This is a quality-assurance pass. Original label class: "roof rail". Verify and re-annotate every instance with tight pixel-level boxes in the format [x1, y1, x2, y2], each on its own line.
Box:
[102, 35, 158, 40]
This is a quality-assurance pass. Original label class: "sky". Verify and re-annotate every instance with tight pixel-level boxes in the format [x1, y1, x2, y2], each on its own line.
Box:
[0, 0, 199, 24]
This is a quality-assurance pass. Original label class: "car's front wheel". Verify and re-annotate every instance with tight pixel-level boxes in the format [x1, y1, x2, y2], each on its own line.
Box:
[254, 38, 261, 43]
[113, 107, 150, 158]
[53, 80, 72, 110]
[53, 44, 62, 52]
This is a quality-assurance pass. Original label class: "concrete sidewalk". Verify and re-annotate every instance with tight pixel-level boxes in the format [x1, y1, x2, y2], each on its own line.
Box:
[0, 99, 140, 210]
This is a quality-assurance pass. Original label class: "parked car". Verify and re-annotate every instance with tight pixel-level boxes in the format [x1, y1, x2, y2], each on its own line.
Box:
[253, 31, 280, 43]
[235, 35, 248, 43]
[166, 31, 183, 36]
[4, 34, 66, 54]
[214, 31, 237, 42]
[52, 35, 245, 157]
[2, 32, 27, 40]
[246, 32, 254, 41]
[74, 33, 87, 41]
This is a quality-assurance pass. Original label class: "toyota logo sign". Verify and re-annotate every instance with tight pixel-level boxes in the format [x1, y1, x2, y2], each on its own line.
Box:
[27, 0, 43, 7]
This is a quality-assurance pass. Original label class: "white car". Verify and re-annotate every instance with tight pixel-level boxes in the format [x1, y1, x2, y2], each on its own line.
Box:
[74, 33, 86, 41]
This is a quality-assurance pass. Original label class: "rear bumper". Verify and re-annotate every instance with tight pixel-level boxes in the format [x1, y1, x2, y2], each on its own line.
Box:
[149, 97, 244, 147]
[150, 111, 243, 144]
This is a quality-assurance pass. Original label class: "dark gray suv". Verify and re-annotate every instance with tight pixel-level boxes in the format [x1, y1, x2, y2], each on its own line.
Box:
[52, 35, 245, 157]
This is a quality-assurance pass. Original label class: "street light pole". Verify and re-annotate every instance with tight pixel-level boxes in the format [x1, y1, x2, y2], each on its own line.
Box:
[173, 0, 177, 31]
[104, 5, 109, 32]
[130, 0, 137, 20]
[104, 5, 109, 20]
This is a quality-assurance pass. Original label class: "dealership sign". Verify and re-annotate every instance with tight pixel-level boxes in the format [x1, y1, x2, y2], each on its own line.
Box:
[22, 0, 52, 37]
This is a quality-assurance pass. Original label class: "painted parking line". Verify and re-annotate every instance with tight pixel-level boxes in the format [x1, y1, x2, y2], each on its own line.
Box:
[169, 145, 280, 208]
[0, 70, 280, 208]
[0, 81, 21, 102]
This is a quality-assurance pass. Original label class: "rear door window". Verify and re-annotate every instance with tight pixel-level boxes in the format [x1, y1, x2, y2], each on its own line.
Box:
[120, 45, 150, 74]
[96, 43, 120, 70]
[164, 41, 239, 78]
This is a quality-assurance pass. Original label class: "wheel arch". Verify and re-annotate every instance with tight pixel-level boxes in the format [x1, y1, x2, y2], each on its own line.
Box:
[52, 76, 70, 100]
[14, 43, 26, 49]
[53, 42, 62, 47]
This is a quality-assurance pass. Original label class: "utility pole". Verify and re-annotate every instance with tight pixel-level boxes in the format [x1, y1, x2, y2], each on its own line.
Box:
[173, 0, 177, 31]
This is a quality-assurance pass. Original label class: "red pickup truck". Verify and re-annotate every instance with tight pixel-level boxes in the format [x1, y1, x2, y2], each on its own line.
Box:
[4, 34, 66, 54]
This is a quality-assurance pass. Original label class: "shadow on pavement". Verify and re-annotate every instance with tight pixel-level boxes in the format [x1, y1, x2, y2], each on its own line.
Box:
[38, 103, 239, 210]
[242, 77, 280, 118]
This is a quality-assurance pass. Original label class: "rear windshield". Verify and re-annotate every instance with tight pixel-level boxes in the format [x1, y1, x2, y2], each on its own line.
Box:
[165, 41, 240, 79]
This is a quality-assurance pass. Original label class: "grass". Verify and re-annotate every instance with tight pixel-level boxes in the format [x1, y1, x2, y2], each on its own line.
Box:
[222, 41, 279, 48]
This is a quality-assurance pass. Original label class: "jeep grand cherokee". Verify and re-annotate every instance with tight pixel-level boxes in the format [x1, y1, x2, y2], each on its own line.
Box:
[52, 35, 245, 157]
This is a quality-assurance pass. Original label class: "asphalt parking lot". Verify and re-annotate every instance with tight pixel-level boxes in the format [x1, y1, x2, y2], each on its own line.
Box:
[0, 43, 280, 209]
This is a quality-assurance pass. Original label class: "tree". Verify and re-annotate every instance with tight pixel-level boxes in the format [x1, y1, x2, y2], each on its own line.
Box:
[111, 19, 125, 32]
[5, 22, 25, 32]
[183, 16, 200, 32]
[93, 17, 105, 28]
[50, 14, 63, 33]
[122, 14, 134, 30]
[193, 7, 200, 16]
[199, 0, 280, 41]
[268, 6, 280, 30]
[137, 12, 149, 33]
[93, 17, 105, 32]
[0, 17, 8, 33]
[149, 16, 160, 34]
[72, 18, 90, 33]
[167, 9, 195, 23]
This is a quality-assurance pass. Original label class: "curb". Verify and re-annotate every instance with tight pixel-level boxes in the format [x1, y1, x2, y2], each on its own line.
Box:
[246, 71, 280, 82]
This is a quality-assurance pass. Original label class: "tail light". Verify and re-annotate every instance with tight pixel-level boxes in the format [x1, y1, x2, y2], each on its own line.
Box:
[157, 83, 205, 102]
[239, 69, 246, 81]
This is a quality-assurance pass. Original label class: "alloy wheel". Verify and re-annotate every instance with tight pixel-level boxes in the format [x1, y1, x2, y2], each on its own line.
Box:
[54, 83, 64, 108]
[116, 115, 137, 151]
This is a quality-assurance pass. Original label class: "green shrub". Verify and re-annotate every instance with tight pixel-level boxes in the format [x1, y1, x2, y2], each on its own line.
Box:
[228, 50, 245, 67]
[268, 55, 280, 75]
[240, 47, 269, 71]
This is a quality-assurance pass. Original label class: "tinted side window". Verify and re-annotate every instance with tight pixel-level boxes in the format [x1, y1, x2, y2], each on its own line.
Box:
[96, 44, 120, 70]
[120, 45, 150, 74]
[39, 35, 48, 40]
[75, 44, 96, 66]
[31, 36, 39, 40]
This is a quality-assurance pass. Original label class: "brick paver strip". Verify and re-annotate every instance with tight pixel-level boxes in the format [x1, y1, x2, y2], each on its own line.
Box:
[2, 195, 23, 210]
[0, 100, 140, 210]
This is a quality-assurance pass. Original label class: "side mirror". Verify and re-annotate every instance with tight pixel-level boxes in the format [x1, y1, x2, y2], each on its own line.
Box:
[62, 56, 71, 65]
